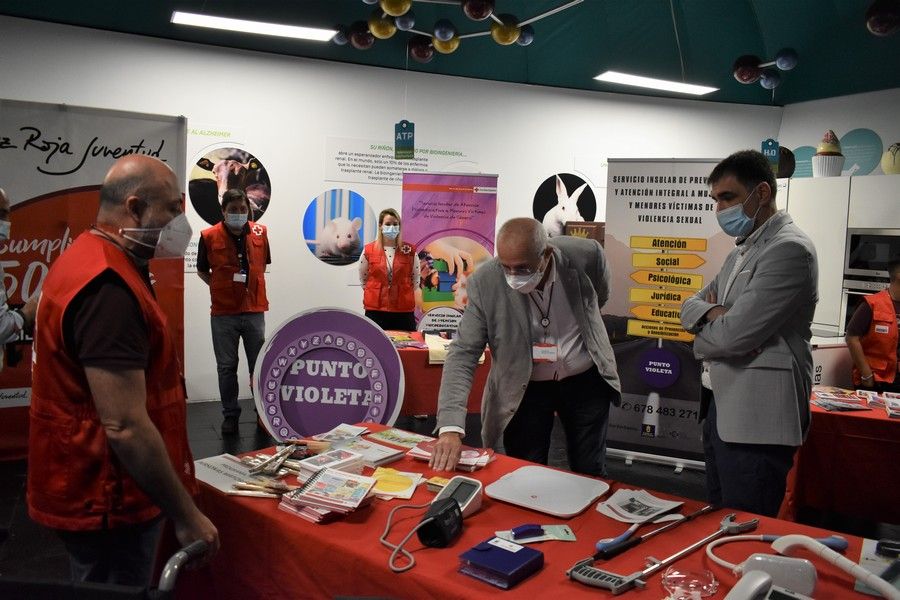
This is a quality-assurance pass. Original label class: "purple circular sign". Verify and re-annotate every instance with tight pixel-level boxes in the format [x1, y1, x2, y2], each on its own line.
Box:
[254, 308, 404, 440]
[637, 348, 680, 389]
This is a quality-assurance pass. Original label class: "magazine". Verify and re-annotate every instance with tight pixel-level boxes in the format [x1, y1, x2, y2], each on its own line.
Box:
[333, 437, 404, 468]
[283, 468, 376, 513]
[311, 423, 369, 442]
[366, 428, 435, 449]
[407, 439, 495, 471]
[596, 489, 683, 523]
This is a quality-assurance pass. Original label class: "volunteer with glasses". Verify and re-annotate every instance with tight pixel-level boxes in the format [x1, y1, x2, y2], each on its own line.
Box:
[359, 208, 419, 331]
[28, 155, 218, 585]
[430, 217, 621, 476]
[198, 188, 271, 435]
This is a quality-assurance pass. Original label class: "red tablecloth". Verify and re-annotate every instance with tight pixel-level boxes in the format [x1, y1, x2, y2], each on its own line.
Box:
[167, 425, 870, 599]
[398, 348, 489, 415]
[781, 404, 900, 525]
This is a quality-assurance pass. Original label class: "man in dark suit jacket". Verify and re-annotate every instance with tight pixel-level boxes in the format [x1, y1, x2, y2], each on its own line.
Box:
[430, 218, 621, 474]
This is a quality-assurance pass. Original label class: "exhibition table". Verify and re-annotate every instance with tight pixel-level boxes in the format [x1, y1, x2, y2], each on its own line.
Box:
[168, 428, 872, 599]
[397, 348, 489, 415]
[781, 403, 900, 526]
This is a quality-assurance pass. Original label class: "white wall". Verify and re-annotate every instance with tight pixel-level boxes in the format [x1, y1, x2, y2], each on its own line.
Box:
[0, 16, 785, 401]
[778, 87, 900, 172]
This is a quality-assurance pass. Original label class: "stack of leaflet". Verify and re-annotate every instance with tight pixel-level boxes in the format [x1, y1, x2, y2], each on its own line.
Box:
[370, 467, 423, 500]
[366, 428, 434, 449]
[295, 448, 364, 482]
[332, 437, 404, 468]
[279, 468, 376, 523]
[811, 390, 871, 412]
[407, 440, 495, 472]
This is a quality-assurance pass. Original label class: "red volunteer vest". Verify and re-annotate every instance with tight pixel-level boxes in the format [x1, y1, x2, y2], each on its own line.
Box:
[854, 289, 899, 385]
[201, 221, 269, 316]
[363, 241, 416, 313]
[28, 233, 196, 531]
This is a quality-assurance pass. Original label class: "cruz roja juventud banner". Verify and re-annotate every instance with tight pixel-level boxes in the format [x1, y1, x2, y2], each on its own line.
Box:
[0, 99, 187, 459]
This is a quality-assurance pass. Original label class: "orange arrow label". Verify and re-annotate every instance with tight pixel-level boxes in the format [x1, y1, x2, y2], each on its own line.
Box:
[630, 305, 682, 324]
[630, 236, 708, 251]
[629, 288, 690, 305]
[627, 319, 695, 342]
[632, 253, 706, 269]
[630, 271, 703, 290]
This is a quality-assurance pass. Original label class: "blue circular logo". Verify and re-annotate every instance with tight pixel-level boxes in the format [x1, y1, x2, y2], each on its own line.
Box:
[638, 348, 681, 389]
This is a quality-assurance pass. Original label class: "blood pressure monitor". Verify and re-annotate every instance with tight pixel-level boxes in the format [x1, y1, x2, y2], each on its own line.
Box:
[416, 476, 483, 548]
[433, 476, 483, 518]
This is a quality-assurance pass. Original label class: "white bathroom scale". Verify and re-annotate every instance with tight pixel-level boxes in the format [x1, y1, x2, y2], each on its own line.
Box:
[484, 465, 610, 518]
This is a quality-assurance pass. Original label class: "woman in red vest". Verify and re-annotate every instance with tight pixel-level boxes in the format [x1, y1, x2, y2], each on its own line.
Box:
[846, 259, 900, 392]
[360, 208, 418, 331]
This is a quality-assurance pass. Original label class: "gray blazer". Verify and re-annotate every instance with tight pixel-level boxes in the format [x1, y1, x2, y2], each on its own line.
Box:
[436, 236, 621, 449]
[680, 211, 818, 446]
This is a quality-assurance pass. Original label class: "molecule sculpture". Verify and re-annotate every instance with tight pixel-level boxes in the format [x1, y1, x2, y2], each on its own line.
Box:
[333, 0, 582, 64]
[732, 48, 798, 90]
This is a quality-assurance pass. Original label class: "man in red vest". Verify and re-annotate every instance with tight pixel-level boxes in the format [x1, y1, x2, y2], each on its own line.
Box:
[28, 155, 219, 585]
[846, 259, 900, 393]
[197, 188, 270, 435]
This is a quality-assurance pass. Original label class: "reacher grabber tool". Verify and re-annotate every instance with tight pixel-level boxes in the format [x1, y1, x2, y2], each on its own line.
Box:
[567, 513, 759, 594]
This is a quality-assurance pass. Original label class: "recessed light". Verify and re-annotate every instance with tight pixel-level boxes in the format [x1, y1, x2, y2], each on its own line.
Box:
[171, 11, 336, 42]
[594, 70, 717, 96]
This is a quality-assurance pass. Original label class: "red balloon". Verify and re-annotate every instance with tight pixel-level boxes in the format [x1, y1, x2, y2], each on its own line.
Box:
[462, 0, 495, 21]
[408, 35, 434, 63]
[866, 0, 900, 36]
[732, 55, 762, 84]
[349, 21, 375, 50]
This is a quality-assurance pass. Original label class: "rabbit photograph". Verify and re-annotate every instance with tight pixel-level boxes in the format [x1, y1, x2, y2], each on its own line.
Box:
[532, 173, 597, 237]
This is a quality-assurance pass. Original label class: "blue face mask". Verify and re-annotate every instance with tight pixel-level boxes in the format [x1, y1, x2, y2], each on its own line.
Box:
[716, 186, 761, 237]
[382, 224, 400, 239]
[224, 213, 248, 229]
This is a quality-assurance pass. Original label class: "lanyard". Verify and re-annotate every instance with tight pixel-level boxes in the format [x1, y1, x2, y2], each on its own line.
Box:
[529, 282, 554, 329]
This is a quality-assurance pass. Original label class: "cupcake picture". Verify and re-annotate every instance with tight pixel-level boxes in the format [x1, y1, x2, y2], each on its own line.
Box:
[812, 129, 845, 177]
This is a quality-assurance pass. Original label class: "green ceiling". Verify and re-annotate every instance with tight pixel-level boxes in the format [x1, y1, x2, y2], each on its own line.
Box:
[2, 0, 899, 106]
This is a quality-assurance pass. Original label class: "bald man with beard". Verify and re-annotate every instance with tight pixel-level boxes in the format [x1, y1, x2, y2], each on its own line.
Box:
[28, 155, 218, 585]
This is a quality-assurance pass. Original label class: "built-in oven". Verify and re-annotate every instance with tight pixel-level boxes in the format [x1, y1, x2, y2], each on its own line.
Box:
[840, 278, 889, 336]
[844, 228, 900, 279]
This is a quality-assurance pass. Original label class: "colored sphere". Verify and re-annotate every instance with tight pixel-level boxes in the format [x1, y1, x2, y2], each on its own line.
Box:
[380, 0, 412, 18]
[395, 12, 415, 31]
[732, 55, 762, 84]
[866, 0, 900, 36]
[368, 11, 397, 39]
[433, 35, 460, 54]
[362, 0, 379, 4]
[516, 24, 535, 46]
[349, 21, 375, 50]
[408, 35, 434, 63]
[760, 69, 781, 89]
[775, 48, 798, 71]
[490, 14, 520, 45]
[433, 18, 457, 42]
[332, 26, 349, 46]
[462, 0, 495, 21]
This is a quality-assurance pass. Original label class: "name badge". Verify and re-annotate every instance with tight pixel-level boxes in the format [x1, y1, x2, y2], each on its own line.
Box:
[875, 324, 889, 334]
[532, 343, 558, 363]
[233, 272, 247, 283]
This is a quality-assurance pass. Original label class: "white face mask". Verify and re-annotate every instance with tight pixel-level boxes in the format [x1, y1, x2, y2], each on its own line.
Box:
[224, 213, 248, 229]
[0, 220, 10, 241]
[382, 224, 400, 239]
[505, 255, 547, 294]
[121, 213, 193, 259]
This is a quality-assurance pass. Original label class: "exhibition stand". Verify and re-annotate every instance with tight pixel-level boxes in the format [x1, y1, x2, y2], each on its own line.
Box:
[397, 347, 488, 415]
[781, 403, 900, 526]
[163, 424, 873, 599]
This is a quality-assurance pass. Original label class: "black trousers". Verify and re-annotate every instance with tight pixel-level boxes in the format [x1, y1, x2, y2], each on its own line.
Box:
[503, 366, 614, 477]
[365, 310, 416, 332]
[702, 397, 796, 517]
